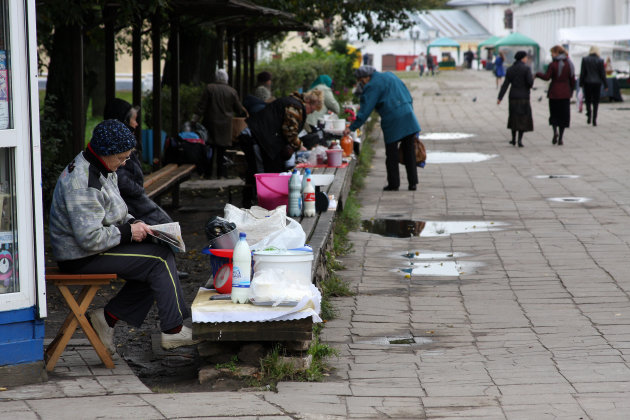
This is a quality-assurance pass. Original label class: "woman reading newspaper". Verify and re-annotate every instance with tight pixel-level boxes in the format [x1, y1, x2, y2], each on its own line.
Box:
[49, 119, 200, 354]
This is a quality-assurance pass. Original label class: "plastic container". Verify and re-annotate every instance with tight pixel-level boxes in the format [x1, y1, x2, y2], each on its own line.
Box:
[303, 178, 316, 217]
[254, 173, 291, 210]
[253, 249, 314, 285]
[231, 233, 252, 304]
[288, 169, 301, 217]
[326, 149, 343, 167]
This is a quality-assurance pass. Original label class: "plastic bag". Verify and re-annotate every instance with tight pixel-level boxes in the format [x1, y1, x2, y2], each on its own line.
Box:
[249, 268, 313, 306]
[223, 204, 306, 250]
[204, 216, 237, 242]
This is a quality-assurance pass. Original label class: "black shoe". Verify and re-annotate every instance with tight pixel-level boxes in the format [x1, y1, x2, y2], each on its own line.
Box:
[518, 141, 524, 147]
[558, 139, 563, 145]
[408, 185, 417, 191]
[383, 185, 399, 191]
[552, 134, 558, 145]
[592, 119, 597, 127]
[587, 115, 591, 124]
[509, 140, 516, 146]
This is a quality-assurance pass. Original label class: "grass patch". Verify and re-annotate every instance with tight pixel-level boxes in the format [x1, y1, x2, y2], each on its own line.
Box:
[215, 355, 239, 372]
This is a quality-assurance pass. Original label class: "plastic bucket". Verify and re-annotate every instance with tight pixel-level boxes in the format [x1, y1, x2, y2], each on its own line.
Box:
[326, 149, 343, 167]
[253, 250, 314, 284]
[255, 173, 291, 210]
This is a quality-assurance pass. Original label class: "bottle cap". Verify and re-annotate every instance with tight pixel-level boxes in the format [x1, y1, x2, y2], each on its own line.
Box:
[307, 178, 311, 181]
[239, 232, 246, 239]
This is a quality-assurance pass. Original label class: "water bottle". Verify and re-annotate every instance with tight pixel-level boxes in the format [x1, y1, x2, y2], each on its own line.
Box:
[299, 168, 310, 211]
[303, 178, 316, 217]
[288, 169, 302, 217]
[231, 233, 252, 304]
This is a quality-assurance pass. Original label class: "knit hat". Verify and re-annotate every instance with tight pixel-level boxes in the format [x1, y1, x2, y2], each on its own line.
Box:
[89, 119, 136, 156]
[514, 51, 527, 61]
[354, 65, 376, 78]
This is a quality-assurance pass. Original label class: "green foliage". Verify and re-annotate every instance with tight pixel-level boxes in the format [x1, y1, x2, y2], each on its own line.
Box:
[215, 355, 239, 372]
[257, 49, 355, 98]
[142, 83, 206, 134]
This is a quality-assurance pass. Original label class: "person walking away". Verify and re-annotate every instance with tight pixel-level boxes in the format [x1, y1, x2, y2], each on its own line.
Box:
[305, 75, 340, 129]
[579, 46, 607, 126]
[49, 120, 201, 353]
[536, 45, 576, 145]
[464, 49, 474, 69]
[193, 69, 247, 178]
[238, 90, 323, 207]
[417, 53, 427, 77]
[344, 65, 420, 191]
[497, 51, 534, 147]
[426, 54, 435, 76]
[494, 51, 506, 88]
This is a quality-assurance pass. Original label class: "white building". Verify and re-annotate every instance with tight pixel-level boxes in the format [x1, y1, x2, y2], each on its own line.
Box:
[446, 0, 512, 37]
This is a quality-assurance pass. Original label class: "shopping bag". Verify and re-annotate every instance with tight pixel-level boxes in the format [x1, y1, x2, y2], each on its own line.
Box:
[398, 134, 426, 167]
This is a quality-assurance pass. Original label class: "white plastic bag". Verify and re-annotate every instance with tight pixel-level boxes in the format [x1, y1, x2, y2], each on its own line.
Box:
[223, 204, 306, 250]
[249, 268, 313, 306]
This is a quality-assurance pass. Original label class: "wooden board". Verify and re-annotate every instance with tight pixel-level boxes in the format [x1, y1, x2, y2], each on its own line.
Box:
[193, 318, 313, 341]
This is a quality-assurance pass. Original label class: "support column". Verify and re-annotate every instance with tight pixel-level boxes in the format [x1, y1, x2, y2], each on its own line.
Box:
[132, 16, 143, 151]
[72, 25, 84, 155]
[170, 16, 180, 137]
[104, 5, 116, 105]
[151, 12, 162, 168]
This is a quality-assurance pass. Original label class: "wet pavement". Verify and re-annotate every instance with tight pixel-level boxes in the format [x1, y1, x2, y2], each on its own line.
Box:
[3, 69, 630, 418]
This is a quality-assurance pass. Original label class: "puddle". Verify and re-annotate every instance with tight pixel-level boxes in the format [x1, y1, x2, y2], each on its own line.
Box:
[401, 251, 467, 259]
[426, 152, 497, 164]
[548, 197, 591, 203]
[356, 336, 433, 346]
[419, 132, 475, 141]
[362, 219, 507, 238]
[533, 174, 580, 179]
[396, 260, 484, 276]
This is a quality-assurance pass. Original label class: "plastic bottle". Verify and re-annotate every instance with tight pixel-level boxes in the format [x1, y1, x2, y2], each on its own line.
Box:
[340, 125, 354, 157]
[303, 178, 316, 217]
[231, 233, 252, 304]
[301, 168, 311, 196]
[287, 169, 302, 217]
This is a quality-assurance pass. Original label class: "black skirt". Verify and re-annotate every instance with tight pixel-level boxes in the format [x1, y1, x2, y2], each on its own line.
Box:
[507, 99, 533, 132]
[548, 98, 570, 128]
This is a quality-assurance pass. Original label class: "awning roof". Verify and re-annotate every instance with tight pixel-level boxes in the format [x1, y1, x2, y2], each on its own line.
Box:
[494, 32, 539, 47]
[414, 9, 491, 40]
[478, 35, 502, 48]
[428, 37, 461, 48]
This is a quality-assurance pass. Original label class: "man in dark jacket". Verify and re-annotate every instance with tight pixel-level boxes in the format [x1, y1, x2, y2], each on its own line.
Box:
[497, 51, 534, 147]
[579, 46, 607, 126]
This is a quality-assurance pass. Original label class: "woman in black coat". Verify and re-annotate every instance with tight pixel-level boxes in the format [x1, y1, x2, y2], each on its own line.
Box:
[497, 51, 534, 147]
[579, 45, 607, 126]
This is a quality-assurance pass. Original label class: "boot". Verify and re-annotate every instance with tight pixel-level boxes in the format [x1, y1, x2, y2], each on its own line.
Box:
[518, 140, 524, 148]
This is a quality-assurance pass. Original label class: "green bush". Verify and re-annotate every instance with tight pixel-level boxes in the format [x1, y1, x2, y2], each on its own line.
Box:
[142, 83, 206, 135]
[257, 49, 357, 101]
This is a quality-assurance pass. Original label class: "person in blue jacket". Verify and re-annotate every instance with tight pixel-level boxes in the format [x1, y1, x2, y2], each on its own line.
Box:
[344, 66, 421, 191]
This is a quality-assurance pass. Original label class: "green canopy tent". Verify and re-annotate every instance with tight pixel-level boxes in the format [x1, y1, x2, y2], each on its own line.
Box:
[476, 35, 501, 69]
[493, 32, 541, 71]
[427, 37, 460, 68]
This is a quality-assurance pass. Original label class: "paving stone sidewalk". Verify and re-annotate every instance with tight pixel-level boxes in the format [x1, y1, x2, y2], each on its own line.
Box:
[2, 70, 630, 419]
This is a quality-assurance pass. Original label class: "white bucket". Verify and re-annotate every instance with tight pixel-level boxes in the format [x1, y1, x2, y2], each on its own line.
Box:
[253, 250, 314, 284]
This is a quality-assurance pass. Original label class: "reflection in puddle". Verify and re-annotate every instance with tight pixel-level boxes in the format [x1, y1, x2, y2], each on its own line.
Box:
[397, 260, 484, 276]
[427, 152, 497, 164]
[356, 336, 433, 346]
[548, 197, 591, 203]
[419, 132, 475, 141]
[401, 251, 467, 259]
[362, 219, 507, 238]
[533, 174, 580, 179]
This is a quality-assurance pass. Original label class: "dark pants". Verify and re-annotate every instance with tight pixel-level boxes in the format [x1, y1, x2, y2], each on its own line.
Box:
[60, 242, 189, 332]
[206, 145, 227, 178]
[584, 82, 602, 122]
[385, 133, 418, 189]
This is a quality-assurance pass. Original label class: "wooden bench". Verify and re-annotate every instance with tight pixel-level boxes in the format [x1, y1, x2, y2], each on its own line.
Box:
[44, 267, 117, 371]
[144, 163, 196, 207]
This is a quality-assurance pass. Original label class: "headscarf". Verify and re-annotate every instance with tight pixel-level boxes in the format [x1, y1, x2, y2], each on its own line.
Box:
[309, 74, 332, 90]
[104, 98, 138, 130]
[554, 53, 575, 78]
[354, 65, 376, 78]
[89, 119, 136, 156]
[514, 51, 527, 61]
[215, 69, 229, 84]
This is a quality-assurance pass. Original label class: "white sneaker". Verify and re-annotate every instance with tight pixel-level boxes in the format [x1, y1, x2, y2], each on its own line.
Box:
[87, 308, 116, 355]
[161, 325, 202, 350]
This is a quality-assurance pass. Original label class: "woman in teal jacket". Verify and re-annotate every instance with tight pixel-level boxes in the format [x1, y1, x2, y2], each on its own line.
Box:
[347, 66, 421, 191]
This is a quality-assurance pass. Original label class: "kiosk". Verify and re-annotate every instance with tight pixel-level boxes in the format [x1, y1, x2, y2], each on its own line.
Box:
[0, 0, 46, 386]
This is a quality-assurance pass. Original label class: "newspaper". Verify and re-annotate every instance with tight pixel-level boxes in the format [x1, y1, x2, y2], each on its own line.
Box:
[148, 222, 186, 252]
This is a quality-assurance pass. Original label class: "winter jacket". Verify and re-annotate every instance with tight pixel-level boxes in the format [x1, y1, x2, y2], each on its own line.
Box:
[116, 151, 172, 226]
[579, 54, 607, 87]
[536, 55, 576, 99]
[306, 83, 341, 128]
[349, 71, 421, 144]
[498, 60, 534, 101]
[246, 93, 307, 160]
[49, 150, 134, 262]
[243, 94, 267, 115]
[196, 82, 247, 147]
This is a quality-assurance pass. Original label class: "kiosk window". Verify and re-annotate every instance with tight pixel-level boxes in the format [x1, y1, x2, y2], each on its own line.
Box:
[0, 148, 17, 294]
[0, 0, 12, 130]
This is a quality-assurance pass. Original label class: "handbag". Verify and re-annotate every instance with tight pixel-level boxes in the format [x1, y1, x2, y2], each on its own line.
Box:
[399, 134, 426, 167]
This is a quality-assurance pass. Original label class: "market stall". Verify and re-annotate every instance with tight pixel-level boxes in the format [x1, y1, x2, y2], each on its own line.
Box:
[427, 37, 461, 69]
[477, 35, 501, 70]
[493, 32, 541, 71]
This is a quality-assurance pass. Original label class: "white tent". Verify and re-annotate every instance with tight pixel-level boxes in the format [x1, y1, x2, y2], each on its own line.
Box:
[558, 24, 630, 52]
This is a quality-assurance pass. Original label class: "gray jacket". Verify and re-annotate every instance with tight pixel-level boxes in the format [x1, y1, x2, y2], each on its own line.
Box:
[49, 151, 133, 261]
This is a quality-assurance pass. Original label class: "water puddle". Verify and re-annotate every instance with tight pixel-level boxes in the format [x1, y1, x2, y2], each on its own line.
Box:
[548, 197, 591, 203]
[419, 132, 475, 141]
[426, 152, 497, 164]
[356, 336, 433, 346]
[533, 174, 580, 179]
[401, 251, 467, 259]
[361, 219, 507, 238]
[397, 260, 484, 276]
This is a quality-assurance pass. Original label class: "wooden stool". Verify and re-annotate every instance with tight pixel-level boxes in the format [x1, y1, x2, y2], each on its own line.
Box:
[45, 267, 117, 371]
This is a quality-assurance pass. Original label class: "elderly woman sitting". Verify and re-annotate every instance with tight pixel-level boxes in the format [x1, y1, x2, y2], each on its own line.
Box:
[305, 74, 341, 129]
[49, 119, 199, 354]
